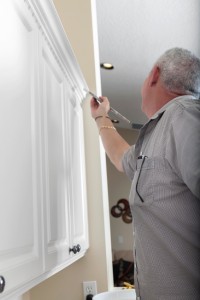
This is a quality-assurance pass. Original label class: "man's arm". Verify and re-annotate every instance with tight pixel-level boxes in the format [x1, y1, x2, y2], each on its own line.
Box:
[90, 96, 131, 172]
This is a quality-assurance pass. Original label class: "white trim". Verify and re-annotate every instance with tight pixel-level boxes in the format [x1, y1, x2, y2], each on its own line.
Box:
[91, 0, 114, 290]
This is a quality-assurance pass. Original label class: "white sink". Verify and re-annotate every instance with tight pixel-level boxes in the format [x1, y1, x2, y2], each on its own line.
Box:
[93, 289, 136, 300]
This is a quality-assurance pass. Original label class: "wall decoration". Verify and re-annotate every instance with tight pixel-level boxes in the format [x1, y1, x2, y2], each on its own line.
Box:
[111, 199, 132, 223]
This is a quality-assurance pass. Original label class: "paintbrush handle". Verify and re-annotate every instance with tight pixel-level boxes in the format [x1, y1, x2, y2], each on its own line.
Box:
[109, 107, 131, 124]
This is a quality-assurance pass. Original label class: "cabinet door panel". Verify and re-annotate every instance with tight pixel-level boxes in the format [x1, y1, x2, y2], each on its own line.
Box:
[0, 1, 43, 296]
[67, 92, 88, 253]
[42, 45, 70, 270]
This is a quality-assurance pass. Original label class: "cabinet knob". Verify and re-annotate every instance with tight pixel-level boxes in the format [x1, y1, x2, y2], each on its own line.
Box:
[69, 244, 81, 254]
[0, 276, 5, 293]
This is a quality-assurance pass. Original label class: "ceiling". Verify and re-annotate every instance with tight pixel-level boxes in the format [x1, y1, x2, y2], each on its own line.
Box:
[95, 0, 200, 129]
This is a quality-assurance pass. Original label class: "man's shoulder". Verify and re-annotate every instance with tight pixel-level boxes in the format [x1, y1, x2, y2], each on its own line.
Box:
[165, 96, 200, 117]
[169, 95, 199, 110]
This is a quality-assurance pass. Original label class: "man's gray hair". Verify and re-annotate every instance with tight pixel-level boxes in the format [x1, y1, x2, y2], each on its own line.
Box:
[156, 47, 200, 98]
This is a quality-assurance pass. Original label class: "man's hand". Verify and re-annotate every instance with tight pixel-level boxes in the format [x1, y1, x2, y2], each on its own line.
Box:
[90, 96, 110, 119]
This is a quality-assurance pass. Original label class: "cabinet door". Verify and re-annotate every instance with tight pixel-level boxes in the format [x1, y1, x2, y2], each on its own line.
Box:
[0, 1, 43, 297]
[67, 91, 89, 256]
[41, 41, 71, 271]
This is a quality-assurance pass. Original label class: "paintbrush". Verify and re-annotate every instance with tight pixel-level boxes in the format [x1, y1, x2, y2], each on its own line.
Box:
[84, 89, 142, 129]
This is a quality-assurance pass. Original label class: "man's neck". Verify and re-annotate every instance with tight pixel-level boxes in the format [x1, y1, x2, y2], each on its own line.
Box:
[147, 88, 184, 119]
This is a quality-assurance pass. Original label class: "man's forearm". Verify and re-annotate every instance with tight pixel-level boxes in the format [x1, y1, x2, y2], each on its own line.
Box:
[95, 116, 130, 172]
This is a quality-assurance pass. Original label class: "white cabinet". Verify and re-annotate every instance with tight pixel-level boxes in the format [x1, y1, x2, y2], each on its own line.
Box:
[0, 1, 44, 297]
[0, 0, 88, 299]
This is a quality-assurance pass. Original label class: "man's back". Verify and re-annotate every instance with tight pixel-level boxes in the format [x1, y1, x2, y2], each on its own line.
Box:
[122, 96, 200, 299]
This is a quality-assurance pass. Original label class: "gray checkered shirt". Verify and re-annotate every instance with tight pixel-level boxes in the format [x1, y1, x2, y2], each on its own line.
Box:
[122, 95, 200, 300]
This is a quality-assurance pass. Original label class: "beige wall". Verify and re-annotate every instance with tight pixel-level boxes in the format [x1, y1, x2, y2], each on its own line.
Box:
[107, 128, 139, 252]
[27, 1, 108, 300]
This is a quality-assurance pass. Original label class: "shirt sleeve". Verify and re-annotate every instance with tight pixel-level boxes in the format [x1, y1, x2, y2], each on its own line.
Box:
[166, 104, 200, 199]
[121, 145, 137, 181]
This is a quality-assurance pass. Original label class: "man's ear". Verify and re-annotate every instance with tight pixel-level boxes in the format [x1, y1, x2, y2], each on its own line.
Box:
[150, 65, 160, 86]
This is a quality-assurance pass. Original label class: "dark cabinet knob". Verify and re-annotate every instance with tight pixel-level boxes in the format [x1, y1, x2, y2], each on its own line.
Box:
[0, 276, 5, 293]
[69, 244, 81, 254]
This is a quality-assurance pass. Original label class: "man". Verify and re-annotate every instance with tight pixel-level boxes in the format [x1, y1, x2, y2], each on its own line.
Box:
[90, 48, 200, 300]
